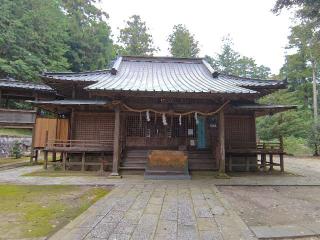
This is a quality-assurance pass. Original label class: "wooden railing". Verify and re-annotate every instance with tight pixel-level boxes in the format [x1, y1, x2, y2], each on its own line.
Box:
[227, 140, 283, 153]
[46, 139, 113, 152]
[257, 141, 283, 151]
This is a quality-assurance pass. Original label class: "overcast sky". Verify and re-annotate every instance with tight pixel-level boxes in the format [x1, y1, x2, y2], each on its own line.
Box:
[97, 0, 293, 74]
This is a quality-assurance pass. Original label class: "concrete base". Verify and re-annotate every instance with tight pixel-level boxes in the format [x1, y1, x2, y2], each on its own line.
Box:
[108, 173, 122, 179]
[251, 224, 319, 239]
[144, 174, 191, 180]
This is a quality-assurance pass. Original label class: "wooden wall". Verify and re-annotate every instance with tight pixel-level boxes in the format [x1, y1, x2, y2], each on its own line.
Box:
[34, 117, 69, 148]
[73, 112, 114, 141]
[225, 115, 256, 149]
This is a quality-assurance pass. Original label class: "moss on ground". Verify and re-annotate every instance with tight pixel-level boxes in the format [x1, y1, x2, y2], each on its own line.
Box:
[0, 185, 109, 239]
[23, 168, 107, 177]
[0, 128, 32, 137]
[0, 156, 29, 166]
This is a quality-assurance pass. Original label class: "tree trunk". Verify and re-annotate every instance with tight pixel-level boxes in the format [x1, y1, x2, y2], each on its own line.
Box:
[312, 60, 318, 122]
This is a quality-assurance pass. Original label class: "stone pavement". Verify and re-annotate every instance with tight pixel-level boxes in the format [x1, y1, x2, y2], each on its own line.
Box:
[1, 164, 320, 187]
[251, 223, 320, 239]
[50, 182, 256, 240]
[1, 157, 320, 239]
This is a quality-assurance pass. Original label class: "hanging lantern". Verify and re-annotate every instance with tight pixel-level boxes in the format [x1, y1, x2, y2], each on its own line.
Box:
[146, 110, 150, 122]
[179, 114, 182, 126]
[162, 113, 168, 126]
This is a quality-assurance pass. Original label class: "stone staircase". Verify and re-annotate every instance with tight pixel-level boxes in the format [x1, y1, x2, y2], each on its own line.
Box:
[120, 148, 217, 171]
[120, 149, 148, 170]
[188, 149, 217, 170]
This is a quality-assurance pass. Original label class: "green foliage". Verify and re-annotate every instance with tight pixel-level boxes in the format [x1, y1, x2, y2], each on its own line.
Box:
[283, 136, 312, 156]
[257, 90, 313, 141]
[0, 0, 70, 81]
[168, 24, 200, 58]
[61, 0, 115, 72]
[10, 140, 22, 159]
[258, 4, 320, 156]
[307, 121, 320, 155]
[273, 0, 320, 27]
[118, 15, 157, 56]
[0, 0, 115, 80]
[205, 36, 271, 79]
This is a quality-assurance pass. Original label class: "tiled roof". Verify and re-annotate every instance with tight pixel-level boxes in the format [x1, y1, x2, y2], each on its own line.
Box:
[42, 70, 110, 82]
[27, 99, 109, 105]
[41, 56, 286, 95]
[0, 78, 54, 92]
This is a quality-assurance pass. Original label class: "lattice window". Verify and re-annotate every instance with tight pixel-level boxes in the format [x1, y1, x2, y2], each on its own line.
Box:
[126, 114, 196, 138]
[74, 113, 114, 141]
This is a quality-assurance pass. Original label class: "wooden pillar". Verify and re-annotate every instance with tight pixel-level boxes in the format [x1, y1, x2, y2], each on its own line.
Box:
[30, 93, 39, 164]
[52, 152, 56, 162]
[69, 108, 75, 140]
[81, 152, 85, 171]
[228, 155, 232, 172]
[43, 151, 48, 169]
[62, 152, 66, 171]
[269, 154, 274, 171]
[261, 153, 267, 171]
[111, 106, 121, 176]
[218, 110, 225, 173]
[280, 154, 284, 172]
[279, 136, 284, 172]
[245, 156, 250, 172]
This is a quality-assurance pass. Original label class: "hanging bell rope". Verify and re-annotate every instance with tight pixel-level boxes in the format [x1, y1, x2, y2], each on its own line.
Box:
[179, 114, 182, 126]
[121, 100, 230, 116]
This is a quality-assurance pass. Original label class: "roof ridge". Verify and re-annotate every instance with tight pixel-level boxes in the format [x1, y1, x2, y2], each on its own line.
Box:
[219, 73, 284, 83]
[122, 55, 204, 62]
[0, 78, 51, 86]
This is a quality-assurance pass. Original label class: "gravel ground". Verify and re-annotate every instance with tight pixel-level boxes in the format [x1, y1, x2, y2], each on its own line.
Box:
[218, 185, 320, 226]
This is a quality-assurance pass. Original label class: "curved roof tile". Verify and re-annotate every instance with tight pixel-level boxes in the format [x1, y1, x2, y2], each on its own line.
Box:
[42, 56, 286, 94]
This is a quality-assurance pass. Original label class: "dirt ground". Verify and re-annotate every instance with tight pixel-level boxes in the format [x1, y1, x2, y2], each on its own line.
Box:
[218, 185, 320, 227]
[217, 157, 320, 239]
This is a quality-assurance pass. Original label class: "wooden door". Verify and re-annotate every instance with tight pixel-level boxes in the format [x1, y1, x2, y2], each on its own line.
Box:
[197, 117, 206, 149]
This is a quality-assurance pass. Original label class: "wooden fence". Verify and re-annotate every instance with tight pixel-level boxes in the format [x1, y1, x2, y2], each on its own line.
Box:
[34, 118, 69, 148]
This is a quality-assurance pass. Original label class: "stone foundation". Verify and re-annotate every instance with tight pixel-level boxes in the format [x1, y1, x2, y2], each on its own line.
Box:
[0, 135, 31, 158]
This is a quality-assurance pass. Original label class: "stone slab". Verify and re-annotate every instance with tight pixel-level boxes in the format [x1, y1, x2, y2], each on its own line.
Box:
[251, 225, 316, 239]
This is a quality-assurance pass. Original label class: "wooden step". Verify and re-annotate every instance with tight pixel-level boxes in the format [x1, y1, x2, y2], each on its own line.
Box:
[119, 166, 145, 170]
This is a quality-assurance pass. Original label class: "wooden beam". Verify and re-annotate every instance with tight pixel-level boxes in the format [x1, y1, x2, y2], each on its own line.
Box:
[218, 109, 225, 173]
[111, 106, 121, 177]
